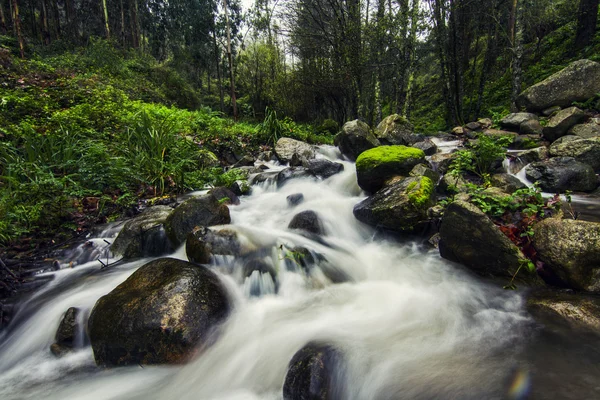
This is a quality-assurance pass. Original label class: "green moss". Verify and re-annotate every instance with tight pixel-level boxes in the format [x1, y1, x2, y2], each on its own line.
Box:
[407, 176, 434, 208]
[356, 146, 425, 172]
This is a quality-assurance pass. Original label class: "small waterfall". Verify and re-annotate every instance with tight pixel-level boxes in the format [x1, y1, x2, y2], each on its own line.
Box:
[0, 145, 598, 400]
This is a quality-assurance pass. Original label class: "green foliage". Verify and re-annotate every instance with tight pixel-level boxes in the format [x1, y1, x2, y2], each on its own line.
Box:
[257, 107, 285, 145]
[449, 134, 513, 180]
[467, 184, 561, 219]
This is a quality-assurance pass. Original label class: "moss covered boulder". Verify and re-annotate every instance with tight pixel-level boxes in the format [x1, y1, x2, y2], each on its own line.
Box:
[88, 258, 231, 366]
[528, 290, 600, 332]
[334, 120, 380, 160]
[353, 176, 434, 233]
[355, 146, 426, 193]
[533, 218, 600, 292]
[548, 137, 600, 171]
[524, 157, 597, 193]
[111, 206, 174, 259]
[283, 342, 344, 400]
[374, 114, 415, 145]
[164, 194, 231, 247]
[439, 201, 543, 286]
[516, 59, 600, 112]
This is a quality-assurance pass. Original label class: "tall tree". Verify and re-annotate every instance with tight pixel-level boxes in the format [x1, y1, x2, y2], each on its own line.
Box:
[11, 0, 24, 58]
[223, 0, 237, 119]
[575, 0, 599, 49]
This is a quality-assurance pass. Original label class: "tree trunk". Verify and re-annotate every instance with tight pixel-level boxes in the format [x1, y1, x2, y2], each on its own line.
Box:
[11, 0, 24, 58]
[120, 0, 125, 46]
[432, 0, 454, 126]
[129, 0, 140, 48]
[0, 2, 7, 34]
[510, 0, 524, 111]
[398, 0, 419, 116]
[41, 0, 51, 45]
[575, 0, 599, 50]
[51, 0, 61, 39]
[101, 0, 110, 39]
[223, 0, 237, 119]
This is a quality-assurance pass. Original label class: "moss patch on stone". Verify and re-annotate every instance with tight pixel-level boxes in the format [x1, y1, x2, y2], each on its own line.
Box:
[407, 176, 434, 208]
[356, 146, 425, 172]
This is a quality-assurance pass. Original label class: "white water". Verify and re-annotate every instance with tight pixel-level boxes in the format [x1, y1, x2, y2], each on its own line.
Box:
[0, 147, 534, 399]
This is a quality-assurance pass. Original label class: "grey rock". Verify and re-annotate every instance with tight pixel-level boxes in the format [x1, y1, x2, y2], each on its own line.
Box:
[490, 173, 527, 193]
[543, 107, 585, 142]
[186, 227, 241, 264]
[275, 138, 315, 165]
[412, 139, 438, 156]
[569, 123, 600, 139]
[525, 157, 597, 193]
[303, 159, 344, 179]
[287, 193, 305, 207]
[500, 113, 538, 130]
[111, 206, 173, 259]
[288, 210, 324, 235]
[516, 59, 600, 112]
[335, 120, 380, 160]
[549, 137, 600, 171]
[374, 114, 414, 145]
[520, 119, 543, 135]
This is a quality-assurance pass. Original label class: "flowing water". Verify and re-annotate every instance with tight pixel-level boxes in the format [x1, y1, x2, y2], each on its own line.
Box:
[1, 146, 599, 400]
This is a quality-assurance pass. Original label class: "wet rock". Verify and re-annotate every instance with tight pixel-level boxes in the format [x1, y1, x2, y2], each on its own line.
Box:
[482, 129, 518, 140]
[230, 180, 250, 196]
[303, 159, 344, 179]
[373, 114, 414, 145]
[510, 134, 544, 150]
[409, 163, 440, 183]
[355, 146, 426, 193]
[525, 157, 597, 193]
[549, 138, 600, 171]
[111, 206, 174, 259]
[542, 106, 561, 116]
[287, 193, 305, 207]
[277, 167, 313, 187]
[438, 174, 469, 194]
[542, 106, 585, 142]
[465, 121, 483, 131]
[429, 153, 456, 174]
[88, 258, 231, 366]
[451, 126, 466, 136]
[232, 155, 255, 168]
[528, 290, 600, 332]
[517, 147, 550, 164]
[283, 342, 344, 400]
[288, 210, 324, 235]
[412, 139, 438, 156]
[520, 119, 543, 135]
[208, 186, 240, 206]
[516, 59, 600, 112]
[500, 113, 538, 131]
[569, 123, 600, 139]
[490, 173, 527, 194]
[242, 259, 276, 280]
[186, 227, 241, 264]
[335, 120, 380, 160]
[533, 218, 600, 292]
[275, 138, 315, 166]
[439, 201, 543, 285]
[353, 176, 435, 233]
[50, 307, 87, 357]
[164, 194, 231, 247]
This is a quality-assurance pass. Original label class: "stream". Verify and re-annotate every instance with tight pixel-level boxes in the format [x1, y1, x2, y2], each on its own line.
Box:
[1, 146, 599, 399]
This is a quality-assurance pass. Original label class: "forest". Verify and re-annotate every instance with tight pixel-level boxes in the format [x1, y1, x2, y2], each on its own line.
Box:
[0, 0, 598, 244]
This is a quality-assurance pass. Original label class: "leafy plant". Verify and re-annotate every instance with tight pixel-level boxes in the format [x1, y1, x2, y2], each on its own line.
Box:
[450, 134, 513, 181]
[257, 107, 285, 145]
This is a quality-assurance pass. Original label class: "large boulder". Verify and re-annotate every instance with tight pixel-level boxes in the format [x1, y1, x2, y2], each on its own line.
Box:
[353, 176, 435, 233]
[374, 114, 414, 145]
[490, 173, 527, 194]
[516, 59, 600, 112]
[276, 167, 313, 187]
[303, 159, 344, 179]
[355, 145, 426, 193]
[429, 153, 456, 174]
[542, 107, 585, 142]
[439, 201, 542, 285]
[335, 120, 380, 160]
[412, 139, 438, 156]
[186, 227, 242, 264]
[283, 342, 344, 400]
[288, 210, 324, 235]
[208, 187, 240, 206]
[525, 157, 597, 193]
[533, 218, 600, 292]
[569, 123, 600, 139]
[528, 290, 600, 332]
[548, 137, 600, 171]
[164, 194, 231, 247]
[110, 206, 174, 259]
[50, 307, 87, 357]
[88, 258, 230, 366]
[500, 113, 538, 131]
[275, 138, 316, 166]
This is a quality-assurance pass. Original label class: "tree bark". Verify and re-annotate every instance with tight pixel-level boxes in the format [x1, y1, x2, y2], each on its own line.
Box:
[223, 0, 237, 119]
[41, 0, 51, 45]
[101, 0, 110, 39]
[129, 0, 140, 48]
[510, 0, 524, 112]
[575, 0, 599, 50]
[11, 0, 24, 58]
[0, 2, 7, 34]
[51, 0, 61, 39]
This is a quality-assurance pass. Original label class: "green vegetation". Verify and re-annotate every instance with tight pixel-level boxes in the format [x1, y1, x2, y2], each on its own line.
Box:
[356, 146, 425, 172]
[407, 177, 434, 208]
[0, 43, 333, 246]
[449, 135, 513, 183]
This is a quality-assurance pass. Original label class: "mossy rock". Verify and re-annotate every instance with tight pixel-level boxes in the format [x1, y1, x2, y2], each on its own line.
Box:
[374, 114, 415, 145]
[355, 145, 426, 193]
[353, 176, 434, 233]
